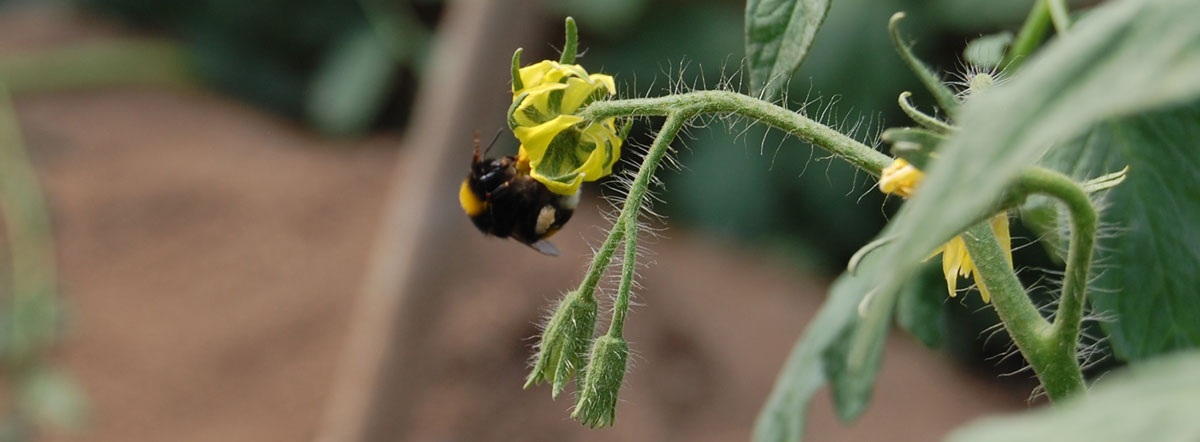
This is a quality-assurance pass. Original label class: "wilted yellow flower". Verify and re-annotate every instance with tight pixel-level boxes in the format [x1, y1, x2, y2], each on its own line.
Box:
[930, 213, 1012, 303]
[878, 158, 1012, 303]
[878, 158, 923, 197]
[510, 60, 622, 195]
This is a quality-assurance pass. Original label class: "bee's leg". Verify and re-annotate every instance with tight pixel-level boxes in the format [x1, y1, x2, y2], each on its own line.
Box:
[487, 181, 513, 199]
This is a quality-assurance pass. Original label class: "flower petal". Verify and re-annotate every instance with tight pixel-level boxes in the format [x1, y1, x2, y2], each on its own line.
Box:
[517, 60, 558, 92]
[514, 114, 584, 161]
[559, 77, 602, 114]
[589, 73, 617, 95]
[513, 83, 569, 126]
[941, 237, 965, 298]
[989, 213, 1013, 267]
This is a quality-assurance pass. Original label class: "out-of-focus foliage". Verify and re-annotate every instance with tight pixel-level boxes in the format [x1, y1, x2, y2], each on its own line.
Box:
[74, 0, 436, 135]
[0, 90, 88, 439]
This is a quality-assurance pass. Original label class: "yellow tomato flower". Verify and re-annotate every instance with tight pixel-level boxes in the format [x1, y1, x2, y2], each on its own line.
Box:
[878, 158, 1013, 303]
[877, 158, 924, 198]
[509, 60, 622, 195]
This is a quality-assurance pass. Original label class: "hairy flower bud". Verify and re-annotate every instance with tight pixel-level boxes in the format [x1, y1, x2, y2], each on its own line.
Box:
[572, 335, 629, 428]
[524, 290, 598, 397]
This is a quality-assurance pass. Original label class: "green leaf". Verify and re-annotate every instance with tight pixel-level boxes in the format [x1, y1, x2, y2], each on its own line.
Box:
[859, 0, 1200, 329]
[305, 26, 399, 137]
[963, 31, 1012, 70]
[754, 245, 888, 442]
[744, 0, 830, 100]
[895, 262, 945, 348]
[1021, 103, 1200, 360]
[822, 289, 891, 422]
[946, 350, 1200, 442]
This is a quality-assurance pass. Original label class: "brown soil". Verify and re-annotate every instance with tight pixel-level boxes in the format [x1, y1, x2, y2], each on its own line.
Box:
[6, 8, 1030, 442]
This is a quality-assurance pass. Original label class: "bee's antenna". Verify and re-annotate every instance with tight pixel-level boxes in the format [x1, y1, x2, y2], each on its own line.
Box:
[472, 130, 482, 162]
[483, 128, 505, 156]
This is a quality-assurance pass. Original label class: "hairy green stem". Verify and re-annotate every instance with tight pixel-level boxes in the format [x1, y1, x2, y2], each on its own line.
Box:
[961, 167, 1098, 402]
[576, 218, 625, 302]
[579, 91, 892, 176]
[959, 222, 1084, 401]
[1003, 0, 1051, 70]
[1013, 168, 1097, 362]
[607, 213, 638, 337]
[606, 113, 686, 337]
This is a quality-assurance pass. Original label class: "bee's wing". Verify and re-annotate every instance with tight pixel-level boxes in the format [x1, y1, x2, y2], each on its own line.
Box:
[528, 239, 561, 257]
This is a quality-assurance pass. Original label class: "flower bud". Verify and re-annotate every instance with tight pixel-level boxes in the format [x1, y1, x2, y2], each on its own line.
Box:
[571, 335, 629, 428]
[524, 290, 598, 398]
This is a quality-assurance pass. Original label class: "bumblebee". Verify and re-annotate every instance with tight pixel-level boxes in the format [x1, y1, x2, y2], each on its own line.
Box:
[459, 132, 580, 256]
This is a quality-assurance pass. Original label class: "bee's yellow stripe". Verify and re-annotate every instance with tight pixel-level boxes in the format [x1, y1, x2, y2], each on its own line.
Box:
[459, 179, 486, 216]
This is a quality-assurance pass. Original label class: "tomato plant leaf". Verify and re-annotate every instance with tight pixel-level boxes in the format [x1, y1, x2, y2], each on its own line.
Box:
[895, 263, 945, 349]
[754, 244, 891, 442]
[744, 0, 830, 100]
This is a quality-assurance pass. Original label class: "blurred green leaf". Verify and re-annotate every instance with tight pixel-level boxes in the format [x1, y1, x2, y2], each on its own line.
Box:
[822, 288, 890, 422]
[754, 246, 886, 442]
[306, 27, 399, 136]
[946, 350, 1200, 442]
[963, 31, 1012, 70]
[17, 368, 89, 432]
[859, 0, 1200, 330]
[554, 0, 648, 37]
[745, 0, 830, 99]
[895, 263, 945, 348]
[1020, 103, 1200, 360]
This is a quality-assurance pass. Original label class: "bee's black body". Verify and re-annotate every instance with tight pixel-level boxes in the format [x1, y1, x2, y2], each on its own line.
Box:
[460, 141, 579, 256]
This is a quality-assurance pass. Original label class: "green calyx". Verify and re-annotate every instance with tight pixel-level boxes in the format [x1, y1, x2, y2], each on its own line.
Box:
[524, 289, 598, 398]
[572, 335, 629, 428]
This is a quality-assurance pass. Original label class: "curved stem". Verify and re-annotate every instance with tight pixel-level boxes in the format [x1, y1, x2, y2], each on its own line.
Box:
[959, 221, 1084, 401]
[579, 91, 892, 176]
[888, 13, 960, 118]
[961, 167, 1097, 402]
[897, 92, 955, 134]
[1014, 168, 1097, 363]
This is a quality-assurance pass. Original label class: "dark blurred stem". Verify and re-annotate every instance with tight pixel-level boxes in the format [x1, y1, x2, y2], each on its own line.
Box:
[0, 40, 192, 95]
[1003, 0, 1051, 71]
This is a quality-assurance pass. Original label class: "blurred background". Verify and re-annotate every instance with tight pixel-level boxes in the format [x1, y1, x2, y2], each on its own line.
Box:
[0, 0, 1075, 440]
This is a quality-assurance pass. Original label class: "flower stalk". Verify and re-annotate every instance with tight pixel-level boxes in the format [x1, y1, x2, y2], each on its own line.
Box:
[578, 91, 892, 176]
